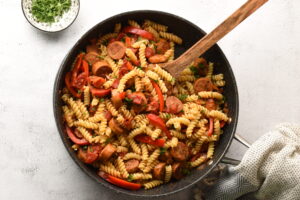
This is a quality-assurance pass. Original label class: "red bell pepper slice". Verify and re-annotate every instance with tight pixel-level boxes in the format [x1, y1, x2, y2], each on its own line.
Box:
[220, 120, 226, 128]
[151, 80, 164, 112]
[65, 126, 89, 145]
[71, 53, 84, 86]
[116, 33, 126, 41]
[135, 135, 165, 147]
[207, 118, 214, 136]
[125, 36, 131, 47]
[82, 59, 89, 77]
[147, 114, 171, 139]
[125, 60, 134, 70]
[118, 92, 126, 100]
[65, 72, 81, 98]
[99, 172, 141, 190]
[90, 86, 111, 97]
[123, 26, 155, 40]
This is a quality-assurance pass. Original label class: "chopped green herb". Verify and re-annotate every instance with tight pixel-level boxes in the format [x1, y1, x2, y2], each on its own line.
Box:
[105, 138, 111, 144]
[98, 55, 105, 60]
[160, 147, 167, 155]
[170, 77, 175, 83]
[121, 38, 125, 43]
[198, 63, 206, 68]
[154, 79, 158, 83]
[124, 98, 133, 103]
[127, 174, 133, 182]
[77, 90, 82, 94]
[31, 0, 71, 23]
[136, 66, 142, 70]
[182, 168, 191, 175]
[89, 147, 93, 152]
[189, 66, 200, 78]
[100, 98, 105, 102]
[103, 40, 108, 46]
[165, 113, 171, 119]
[178, 94, 188, 101]
[222, 96, 227, 102]
[82, 145, 88, 150]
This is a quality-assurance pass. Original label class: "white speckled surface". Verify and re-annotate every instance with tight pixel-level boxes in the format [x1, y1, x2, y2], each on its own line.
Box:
[0, 0, 299, 199]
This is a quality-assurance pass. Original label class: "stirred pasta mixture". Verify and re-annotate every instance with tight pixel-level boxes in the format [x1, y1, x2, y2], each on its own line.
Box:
[61, 19, 230, 190]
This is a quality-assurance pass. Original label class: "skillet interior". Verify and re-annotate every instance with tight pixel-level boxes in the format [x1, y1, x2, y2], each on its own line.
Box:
[53, 10, 239, 197]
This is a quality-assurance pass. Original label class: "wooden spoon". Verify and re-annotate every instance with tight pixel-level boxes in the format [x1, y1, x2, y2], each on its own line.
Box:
[163, 0, 268, 78]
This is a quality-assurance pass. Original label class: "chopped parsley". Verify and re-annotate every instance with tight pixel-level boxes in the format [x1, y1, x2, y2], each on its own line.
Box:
[31, 0, 71, 23]
[136, 66, 142, 70]
[160, 147, 167, 155]
[182, 168, 191, 175]
[82, 145, 88, 150]
[165, 113, 171, 119]
[178, 94, 188, 101]
[189, 66, 200, 78]
[121, 38, 125, 43]
[100, 98, 105, 102]
[127, 174, 133, 182]
[198, 63, 206, 68]
[105, 138, 111, 144]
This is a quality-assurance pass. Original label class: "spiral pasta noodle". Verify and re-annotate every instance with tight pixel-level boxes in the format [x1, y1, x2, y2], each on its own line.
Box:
[62, 20, 230, 190]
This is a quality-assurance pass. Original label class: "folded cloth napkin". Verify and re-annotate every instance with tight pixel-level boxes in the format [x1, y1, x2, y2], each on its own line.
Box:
[197, 123, 300, 200]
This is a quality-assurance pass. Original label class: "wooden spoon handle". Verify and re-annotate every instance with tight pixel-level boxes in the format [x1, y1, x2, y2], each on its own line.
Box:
[165, 0, 268, 77]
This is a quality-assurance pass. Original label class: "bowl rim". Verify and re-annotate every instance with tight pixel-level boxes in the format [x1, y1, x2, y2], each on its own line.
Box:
[53, 9, 239, 197]
[21, 0, 80, 33]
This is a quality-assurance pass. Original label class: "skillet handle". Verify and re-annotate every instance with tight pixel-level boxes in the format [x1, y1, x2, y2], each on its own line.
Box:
[221, 133, 251, 165]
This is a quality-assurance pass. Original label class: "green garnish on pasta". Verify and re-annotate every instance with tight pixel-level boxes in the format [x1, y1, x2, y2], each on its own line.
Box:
[61, 19, 230, 191]
[31, 0, 71, 23]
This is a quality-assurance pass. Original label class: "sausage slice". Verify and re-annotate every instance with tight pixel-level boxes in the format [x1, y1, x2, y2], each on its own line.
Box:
[193, 77, 214, 93]
[172, 162, 184, 180]
[153, 162, 166, 180]
[166, 96, 183, 114]
[156, 39, 170, 54]
[99, 144, 116, 161]
[125, 159, 139, 173]
[149, 54, 167, 64]
[170, 142, 189, 162]
[78, 145, 102, 164]
[159, 151, 173, 164]
[111, 89, 123, 109]
[92, 61, 112, 77]
[109, 118, 125, 134]
[86, 44, 99, 54]
[107, 41, 126, 60]
[84, 52, 100, 65]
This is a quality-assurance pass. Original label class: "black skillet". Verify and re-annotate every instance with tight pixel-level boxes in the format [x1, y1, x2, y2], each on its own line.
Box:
[53, 10, 239, 197]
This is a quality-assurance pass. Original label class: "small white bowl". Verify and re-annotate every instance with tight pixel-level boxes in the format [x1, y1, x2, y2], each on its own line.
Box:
[21, 0, 80, 32]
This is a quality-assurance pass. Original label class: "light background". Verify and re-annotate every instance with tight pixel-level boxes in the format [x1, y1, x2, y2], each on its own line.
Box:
[0, 0, 299, 199]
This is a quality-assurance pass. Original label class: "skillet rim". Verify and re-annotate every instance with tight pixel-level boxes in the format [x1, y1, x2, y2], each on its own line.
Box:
[53, 10, 239, 197]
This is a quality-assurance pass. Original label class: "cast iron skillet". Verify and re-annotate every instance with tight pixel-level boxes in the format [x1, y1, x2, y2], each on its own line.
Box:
[53, 10, 239, 197]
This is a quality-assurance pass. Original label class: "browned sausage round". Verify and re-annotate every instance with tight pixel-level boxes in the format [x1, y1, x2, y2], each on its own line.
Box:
[148, 54, 167, 64]
[166, 96, 183, 114]
[109, 118, 125, 134]
[156, 39, 170, 54]
[92, 61, 112, 77]
[111, 89, 123, 109]
[172, 162, 184, 180]
[78, 145, 102, 164]
[86, 44, 99, 54]
[193, 57, 208, 76]
[127, 92, 148, 114]
[193, 77, 214, 93]
[170, 142, 189, 162]
[107, 41, 126, 60]
[125, 159, 140, 173]
[84, 52, 100, 65]
[153, 162, 166, 180]
[205, 99, 216, 110]
[99, 144, 116, 161]
[159, 151, 173, 164]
